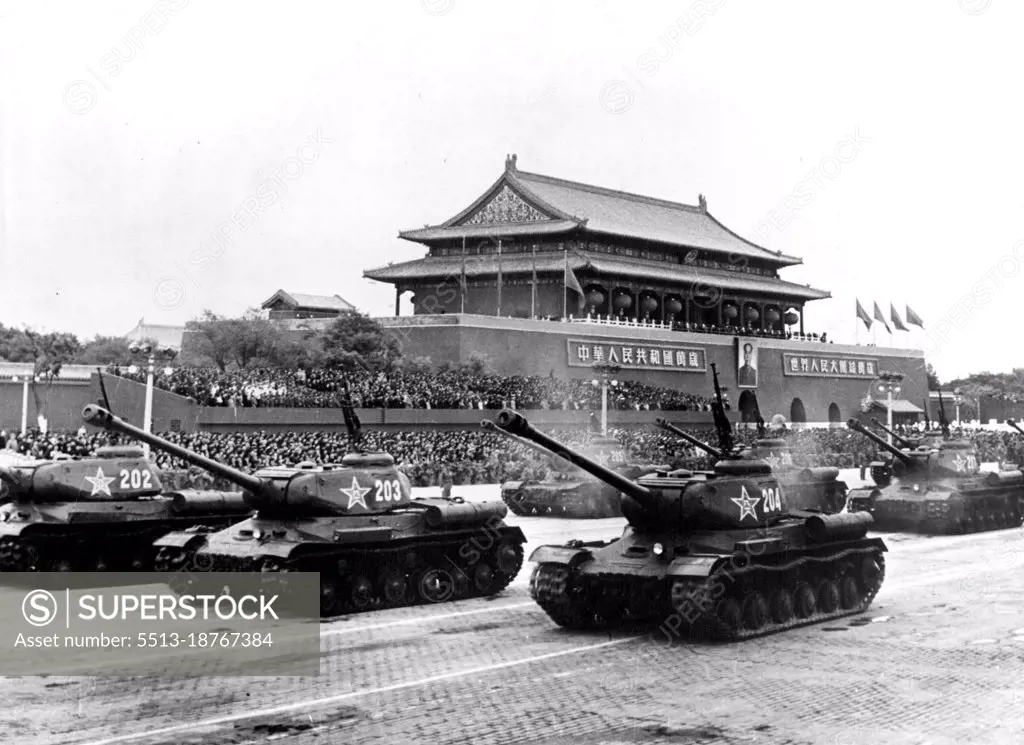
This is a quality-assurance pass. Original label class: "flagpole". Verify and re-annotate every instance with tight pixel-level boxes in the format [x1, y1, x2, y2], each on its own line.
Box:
[461, 236, 466, 314]
[531, 246, 537, 319]
[563, 250, 568, 320]
[496, 238, 502, 317]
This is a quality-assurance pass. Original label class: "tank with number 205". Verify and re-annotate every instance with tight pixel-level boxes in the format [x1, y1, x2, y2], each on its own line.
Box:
[493, 364, 887, 642]
[82, 402, 526, 618]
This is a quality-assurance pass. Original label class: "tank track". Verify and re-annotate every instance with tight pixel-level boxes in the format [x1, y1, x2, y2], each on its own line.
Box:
[530, 545, 886, 642]
[502, 487, 621, 519]
[866, 495, 1024, 535]
[0, 527, 187, 572]
[160, 531, 525, 618]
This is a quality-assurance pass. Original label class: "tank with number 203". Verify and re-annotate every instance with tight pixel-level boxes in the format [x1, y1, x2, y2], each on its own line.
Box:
[493, 364, 887, 642]
[0, 446, 251, 573]
[82, 403, 526, 617]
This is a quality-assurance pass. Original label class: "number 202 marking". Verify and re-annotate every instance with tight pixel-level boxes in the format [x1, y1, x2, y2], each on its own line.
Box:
[762, 486, 782, 512]
[119, 469, 153, 490]
[374, 479, 403, 502]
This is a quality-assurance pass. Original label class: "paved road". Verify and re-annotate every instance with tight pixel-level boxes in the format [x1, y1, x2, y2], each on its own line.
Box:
[3, 484, 1024, 744]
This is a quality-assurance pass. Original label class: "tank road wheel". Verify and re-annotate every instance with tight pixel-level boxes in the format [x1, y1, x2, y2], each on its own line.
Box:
[90, 554, 112, 572]
[839, 575, 861, 610]
[793, 583, 816, 619]
[51, 556, 76, 572]
[859, 555, 885, 597]
[380, 569, 408, 607]
[816, 580, 840, 614]
[320, 578, 342, 617]
[768, 588, 795, 625]
[715, 597, 742, 636]
[740, 591, 769, 632]
[349, 574, 375, 611]
[416, 568, 456, 605]
[471, 562, 496, 595]
[493, 540, 524, 588]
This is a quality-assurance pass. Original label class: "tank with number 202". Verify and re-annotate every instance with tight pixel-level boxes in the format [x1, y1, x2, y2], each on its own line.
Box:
[493, 364, 887, 642]
[82, 402, 526, 617]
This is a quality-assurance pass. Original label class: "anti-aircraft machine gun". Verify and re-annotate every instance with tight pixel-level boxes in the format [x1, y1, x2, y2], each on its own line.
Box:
[654, 386, 847, 514]
[482, 419, 667, 519]
[494, 363, 886, 642]
[0, 374, 252, 572]
[846, 403, 1024, 533]
[82, 402, 526, 617]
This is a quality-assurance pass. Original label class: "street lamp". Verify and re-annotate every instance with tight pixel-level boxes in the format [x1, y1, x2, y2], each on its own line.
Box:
[591, 362, 622, 437]
[876, 371, 904, 446]
[127, 342, 177, 458]
[953, 388, 963, 425]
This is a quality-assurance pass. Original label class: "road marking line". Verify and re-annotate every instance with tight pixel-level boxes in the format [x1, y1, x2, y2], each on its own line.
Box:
[320, 601, 536, 637]
[75, 637, 637, 745]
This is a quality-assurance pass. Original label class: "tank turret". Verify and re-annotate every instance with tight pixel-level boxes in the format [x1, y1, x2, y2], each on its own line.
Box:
[82, 405, 412, 516]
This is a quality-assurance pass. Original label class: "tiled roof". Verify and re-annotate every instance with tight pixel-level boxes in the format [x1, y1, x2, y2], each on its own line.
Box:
[399, 164, 801, 267]
[261, 290, 355, 312]
[363, 251, 830, 301]
[870, 400, 924, 414]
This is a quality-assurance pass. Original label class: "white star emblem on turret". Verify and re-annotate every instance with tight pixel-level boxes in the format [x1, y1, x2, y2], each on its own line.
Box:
[84, 467, 114, 497]
[730, 486, 761, 521]
[952, 455, 966, 473]
[764, 453, 781, 470]
[340, 477, 370, 509]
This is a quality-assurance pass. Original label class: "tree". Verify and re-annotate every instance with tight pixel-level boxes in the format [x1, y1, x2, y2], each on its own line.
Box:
[320, 310, 401, 372]
[74, 336, 135, 366]
[186, 309, 294, 371]
[926, 362, 940, 391]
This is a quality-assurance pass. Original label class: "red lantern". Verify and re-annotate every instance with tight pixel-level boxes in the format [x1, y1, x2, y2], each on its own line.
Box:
[585, 289, 605, 307]
[722, 304, 738, 320]
[765, 308, 780, 324]
[784, 311, 799, 325]
[665, 298, 683, 315]
[612, 293, 633, 310]
[745, 307, 760, 323]
[641, 296, 658, 314]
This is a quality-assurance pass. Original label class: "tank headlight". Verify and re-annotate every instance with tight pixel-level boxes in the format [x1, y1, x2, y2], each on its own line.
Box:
[913, 484, 920, 492]
[653, 542, 664, 556]
[252, 528, 263, 540]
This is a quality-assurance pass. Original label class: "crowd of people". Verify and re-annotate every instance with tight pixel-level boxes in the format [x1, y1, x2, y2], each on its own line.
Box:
[5, 421, 1024, 488]
[106, 365, 718, 412]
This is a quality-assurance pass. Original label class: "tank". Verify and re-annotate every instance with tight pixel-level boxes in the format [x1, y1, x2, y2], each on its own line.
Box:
[845, 418, 1024, 533]
[483, 421, 664, 519]
[82, 404, 527, 617]
[493, 364, 887, 642]
[0, 445, 252, 572]
[654, 418, 847, 514]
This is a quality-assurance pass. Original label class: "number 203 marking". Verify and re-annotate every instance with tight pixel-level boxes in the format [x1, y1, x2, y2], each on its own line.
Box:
[119, 469, 153, 489]
[374, 479, 402, 502]
[761, 486, 782, 512]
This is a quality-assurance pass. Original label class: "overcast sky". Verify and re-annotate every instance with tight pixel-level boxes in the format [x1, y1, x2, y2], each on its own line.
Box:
[1, 0, 1020, 382]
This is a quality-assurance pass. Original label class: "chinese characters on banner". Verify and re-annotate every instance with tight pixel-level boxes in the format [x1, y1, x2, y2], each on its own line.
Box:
[782, 354, 878, 378]
[567, 339, 706, 372]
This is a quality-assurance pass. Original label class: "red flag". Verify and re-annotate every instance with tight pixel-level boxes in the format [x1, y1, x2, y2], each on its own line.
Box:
[873, 301, 891, 334]
[890, 303, 908, 331]
[906, 305, 924, 327]
[855, 299, 872, 331]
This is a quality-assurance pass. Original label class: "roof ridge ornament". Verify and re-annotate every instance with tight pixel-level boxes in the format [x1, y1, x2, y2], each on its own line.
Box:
[505, 153, 518, 172]
[698, 193, 707, 212]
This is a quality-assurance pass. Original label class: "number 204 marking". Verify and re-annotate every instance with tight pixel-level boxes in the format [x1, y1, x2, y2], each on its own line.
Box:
[119, 469, 153, 490]
[761, 486, 782, 512]
[374, 479, 403, 502]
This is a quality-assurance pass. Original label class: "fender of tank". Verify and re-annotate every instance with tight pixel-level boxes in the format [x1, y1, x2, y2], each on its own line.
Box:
[845, 419, 1024, 533]
[494, 407, 887, 642]
[81, 404, 527, 617]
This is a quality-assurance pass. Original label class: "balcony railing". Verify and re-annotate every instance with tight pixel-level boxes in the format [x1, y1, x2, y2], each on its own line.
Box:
[568, 314, 831, 343]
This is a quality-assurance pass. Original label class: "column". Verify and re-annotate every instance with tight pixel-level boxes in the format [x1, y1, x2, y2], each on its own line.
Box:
[394, 287, 401, 316]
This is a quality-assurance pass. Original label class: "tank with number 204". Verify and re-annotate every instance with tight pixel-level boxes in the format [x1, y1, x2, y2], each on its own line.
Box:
[482, 421, 666, 519]
[82, 404, 526, 617]
[0, 446, 251, 573]
[493, 364, 887, 642]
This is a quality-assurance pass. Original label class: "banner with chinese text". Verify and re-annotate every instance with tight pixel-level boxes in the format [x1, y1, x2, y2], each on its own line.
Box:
[782, 354, 878, 378]
[567, 339, 706, 372]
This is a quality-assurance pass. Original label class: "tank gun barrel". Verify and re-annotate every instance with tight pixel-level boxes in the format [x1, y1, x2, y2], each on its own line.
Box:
[82, 405, 266, 494]
[846, 418, 912, 464]
[869, 417, 915, 449]
[654, 418, 722, 459]
[492, 409, 654, 505]
[480, 419, 566, 463]
[1008, 419, 1024, 437]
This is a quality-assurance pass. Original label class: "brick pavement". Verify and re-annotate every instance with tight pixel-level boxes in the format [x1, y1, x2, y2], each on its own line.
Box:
[2, 527, 1024, 744]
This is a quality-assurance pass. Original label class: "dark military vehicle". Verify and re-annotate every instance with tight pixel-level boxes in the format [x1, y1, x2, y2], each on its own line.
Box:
[493, 364, 886, 641]
[846, 417, 1024, 534]
[483, 421, 664, 519]
[654, 418, 847, 514]
[0, 445, 251, 572]
[82, 402, 526, 617]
